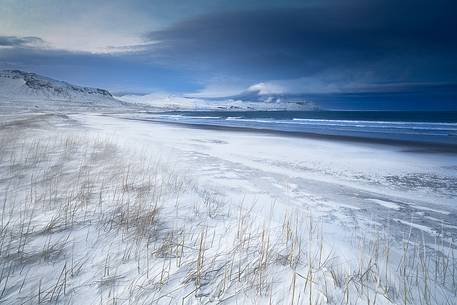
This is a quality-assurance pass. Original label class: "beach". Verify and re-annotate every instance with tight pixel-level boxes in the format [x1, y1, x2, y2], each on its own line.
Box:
[82, 113, 457, 240]
[1, 111, 456, 305]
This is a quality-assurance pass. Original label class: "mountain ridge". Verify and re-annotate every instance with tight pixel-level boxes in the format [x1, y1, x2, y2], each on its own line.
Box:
[0, 70, 117, 104]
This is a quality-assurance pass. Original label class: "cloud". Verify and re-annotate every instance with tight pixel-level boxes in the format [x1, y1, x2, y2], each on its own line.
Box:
[246, 76, 457, 96]
[1, 0, 456, 109]
[0, 45, 201, 93]
[142, 0, 457, 87]
[247, 82, 285, 95]
[0, 1, 158, 53]
[187, 81, 247, 98]
[0, 36, 45, 48]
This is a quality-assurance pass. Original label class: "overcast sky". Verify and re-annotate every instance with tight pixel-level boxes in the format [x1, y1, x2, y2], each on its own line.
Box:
[1, 0, 456, 109]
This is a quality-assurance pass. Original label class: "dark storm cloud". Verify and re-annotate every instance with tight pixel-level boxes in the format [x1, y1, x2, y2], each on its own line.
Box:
[0, 36, 44, 47]
[217, 81, 457, 110]
[1, 0, 456, 108]
[144, 0, 457, 83]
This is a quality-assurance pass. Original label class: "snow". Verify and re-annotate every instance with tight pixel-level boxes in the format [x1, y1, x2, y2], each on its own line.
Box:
[117, 92, 316, 111]
[1, 105, 456, 304]
[394, 219, 436, 235]
[368, 199, 402, 210]
[0, 70, 120, 105]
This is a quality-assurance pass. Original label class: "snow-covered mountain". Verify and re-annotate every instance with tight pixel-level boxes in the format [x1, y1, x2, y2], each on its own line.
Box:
[0, 70, 317, 111]
[0, 70, 119, 105]
[118, 92, 317, 111]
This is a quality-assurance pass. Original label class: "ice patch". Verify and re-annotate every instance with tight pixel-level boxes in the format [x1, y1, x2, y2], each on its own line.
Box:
[368, 198, 401, 210]
[394, 218, 435, 234]
[410, 204, 451, 215]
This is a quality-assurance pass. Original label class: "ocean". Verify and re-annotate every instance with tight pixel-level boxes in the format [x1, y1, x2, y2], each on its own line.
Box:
[143, 111, 457, 145]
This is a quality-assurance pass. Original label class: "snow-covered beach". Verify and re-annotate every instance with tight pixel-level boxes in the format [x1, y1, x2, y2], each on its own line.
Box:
[84, 112, 457, 244]
[1, 110, 456, 305]
[2, 0, 456, 301]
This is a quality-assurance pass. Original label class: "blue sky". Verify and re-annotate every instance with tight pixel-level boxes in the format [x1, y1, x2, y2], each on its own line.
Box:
[1, 0, 456, 110]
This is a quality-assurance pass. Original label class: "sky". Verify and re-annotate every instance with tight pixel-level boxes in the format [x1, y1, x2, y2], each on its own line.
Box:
[1, 0, 456, 110]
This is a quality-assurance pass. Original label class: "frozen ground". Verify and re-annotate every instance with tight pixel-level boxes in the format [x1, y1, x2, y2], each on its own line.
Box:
[1, 111, 456, 305]
[85, 113, 457, 241]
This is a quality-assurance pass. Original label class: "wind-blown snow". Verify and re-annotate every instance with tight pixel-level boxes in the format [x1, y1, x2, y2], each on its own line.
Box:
[1, 110, 456, 305]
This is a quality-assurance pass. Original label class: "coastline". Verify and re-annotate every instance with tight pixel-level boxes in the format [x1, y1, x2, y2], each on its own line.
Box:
[115, 115, 457, 153]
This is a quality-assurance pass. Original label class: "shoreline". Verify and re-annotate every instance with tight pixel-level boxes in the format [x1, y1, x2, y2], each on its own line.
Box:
[114, 115, 457, 154]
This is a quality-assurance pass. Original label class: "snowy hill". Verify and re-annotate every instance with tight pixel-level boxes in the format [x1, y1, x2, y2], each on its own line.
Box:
[118, 92, 317, 111]
[0, 70, 119, 105]
[0, 70, 316, 111]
